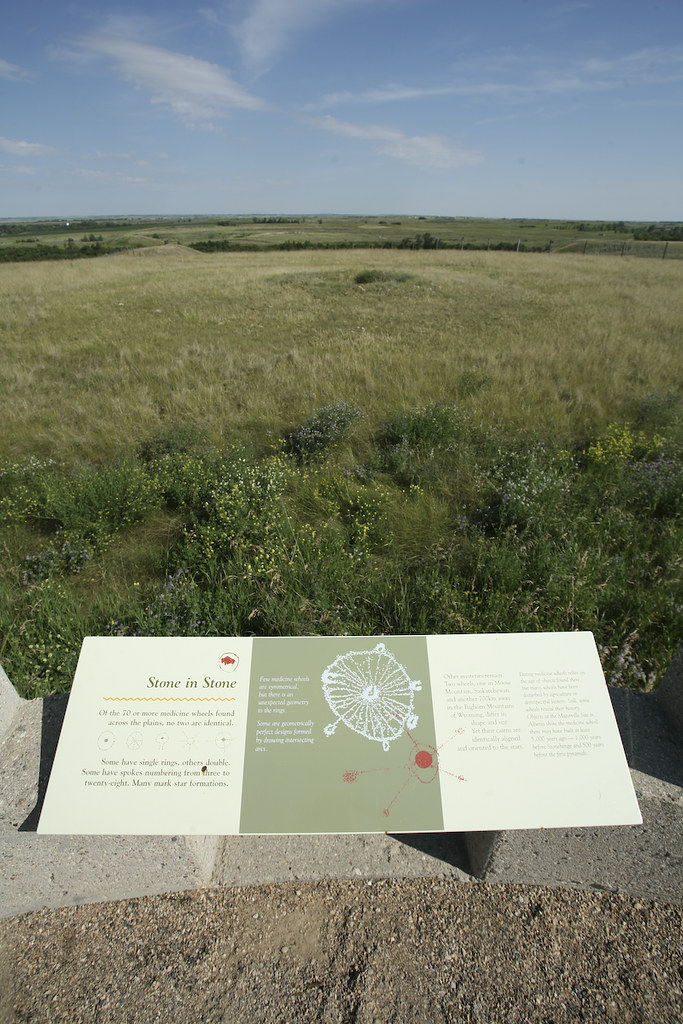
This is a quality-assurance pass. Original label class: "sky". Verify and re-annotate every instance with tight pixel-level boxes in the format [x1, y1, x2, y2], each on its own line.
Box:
[1, 0, 682, 219]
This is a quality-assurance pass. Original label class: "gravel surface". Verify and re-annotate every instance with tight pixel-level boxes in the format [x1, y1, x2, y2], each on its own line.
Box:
[2, 878, 682, 1023]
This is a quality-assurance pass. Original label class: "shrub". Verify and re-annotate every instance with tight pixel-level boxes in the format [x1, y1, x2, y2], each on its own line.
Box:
[148, 449, 236, 511]
[21, 531, 97, 585]
[181, 452, 291, 576]
[39, 457, 157, 533]
[1, 416, 680, 696]
[376, 402, 467, 486]
[137, 423, 206, 463]
[283, 403, 362, 462]
[585, 423, 666, 464]
[378, 402, 464, 454]
[0, 457, 58, 524]
[354, 269, 413, 285]
[622, 458, 683, 517]
[127, 569, 207, 637]
[481, 445, 574, 535]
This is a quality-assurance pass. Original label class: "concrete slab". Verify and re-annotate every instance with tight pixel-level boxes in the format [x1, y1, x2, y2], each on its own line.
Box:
[211, 832, 471, 887]
[465, 676, 683, 904]
[0, 663, 24, 742]
[0, 674, 469, 919]
[0, 688, 219, 919]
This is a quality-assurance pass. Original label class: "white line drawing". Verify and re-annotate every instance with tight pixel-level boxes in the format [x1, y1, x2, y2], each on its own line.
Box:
[322, 643, 421, 751]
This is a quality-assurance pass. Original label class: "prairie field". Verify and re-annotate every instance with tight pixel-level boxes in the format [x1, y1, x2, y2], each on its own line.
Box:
[0, 246, 681, 697]
[1, 245, 681, 460]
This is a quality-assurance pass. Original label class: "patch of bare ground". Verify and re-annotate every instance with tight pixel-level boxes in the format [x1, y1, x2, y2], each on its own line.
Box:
[2, 879, 682, 1023]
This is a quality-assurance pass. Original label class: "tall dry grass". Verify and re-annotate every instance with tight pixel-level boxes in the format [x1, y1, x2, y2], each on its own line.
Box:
[0, 246, 681, 462]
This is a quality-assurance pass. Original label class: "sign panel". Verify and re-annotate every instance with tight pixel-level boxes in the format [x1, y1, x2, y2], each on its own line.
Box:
[37, 632, 642, 835]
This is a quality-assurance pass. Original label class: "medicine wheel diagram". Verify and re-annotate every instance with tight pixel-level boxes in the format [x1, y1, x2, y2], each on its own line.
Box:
[322, 643, 421, 751]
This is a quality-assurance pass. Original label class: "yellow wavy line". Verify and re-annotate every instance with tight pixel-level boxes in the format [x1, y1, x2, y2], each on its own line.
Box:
[102, 696, 237, 702]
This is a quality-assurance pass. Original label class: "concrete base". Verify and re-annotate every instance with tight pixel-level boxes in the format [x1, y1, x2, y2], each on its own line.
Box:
[212, 832, 471, 887]
[465, 667, 683, 904]
[0, 671, 471, 918]
[0, 690, 220, 919]
[2, 646, 682, 918]
[466, 770, 683, 904]
[0, 662, 24, 740]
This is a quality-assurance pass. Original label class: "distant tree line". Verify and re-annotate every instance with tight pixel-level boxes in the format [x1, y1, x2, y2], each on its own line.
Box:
[250, 216, 302, 224]
[0, 243, 100, 262]
[0, 240, 142, 262]
[632, 224, 683, 242]
[574, 221, 631, 234]
[188, 236, 548, 255]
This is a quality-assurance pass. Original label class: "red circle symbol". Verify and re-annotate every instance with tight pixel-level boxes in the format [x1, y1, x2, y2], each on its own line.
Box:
[219, 652, 239, 672]
[415, 749, 433, 769]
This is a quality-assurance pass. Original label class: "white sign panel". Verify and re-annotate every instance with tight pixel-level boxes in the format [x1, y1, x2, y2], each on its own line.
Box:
[37, 632, 641, 835]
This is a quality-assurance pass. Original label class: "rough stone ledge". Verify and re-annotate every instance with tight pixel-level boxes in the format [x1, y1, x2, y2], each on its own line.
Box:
[1, 646, 681, 918]
[465, 648, 683, 903]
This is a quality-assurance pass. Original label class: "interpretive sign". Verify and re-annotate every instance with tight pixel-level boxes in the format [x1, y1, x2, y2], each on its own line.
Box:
[37, 632, 642, 835]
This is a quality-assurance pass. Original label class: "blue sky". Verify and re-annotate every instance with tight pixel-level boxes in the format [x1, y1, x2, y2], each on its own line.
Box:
[2, 0, 682, 218]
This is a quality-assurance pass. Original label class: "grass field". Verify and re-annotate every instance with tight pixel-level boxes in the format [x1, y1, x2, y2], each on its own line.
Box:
[2, 214, 682, 260]
[1, 246, 681, 697]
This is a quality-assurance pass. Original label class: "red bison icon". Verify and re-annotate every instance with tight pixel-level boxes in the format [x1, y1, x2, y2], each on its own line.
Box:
[219, 652, 239, 672]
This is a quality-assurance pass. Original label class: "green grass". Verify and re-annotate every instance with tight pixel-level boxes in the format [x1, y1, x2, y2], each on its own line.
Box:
[2, 214, 682, 259]
[0, 247, 681, 698]
[1, 247, 681, 463]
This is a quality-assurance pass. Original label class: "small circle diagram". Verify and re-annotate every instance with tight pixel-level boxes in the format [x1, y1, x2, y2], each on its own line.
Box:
[219, 652, 239, 672]
[126, 731, 143, 751]
[97, 731, 115, 751]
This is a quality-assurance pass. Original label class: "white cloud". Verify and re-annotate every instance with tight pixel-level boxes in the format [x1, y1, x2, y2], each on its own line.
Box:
[199, 8, 222, 27]
[232, 0, 368, 69]
[77, 168, 148, 185]
[0, 136, 57, 157]
[0, 57, 32, 80]
[0, 163, 36, 175]
[78, 34, 267, 126]
[309, 115, 483, 169]
[94, 151, 137, 161]
[317, 47, 683, 110]
[319, 84, 461, 106]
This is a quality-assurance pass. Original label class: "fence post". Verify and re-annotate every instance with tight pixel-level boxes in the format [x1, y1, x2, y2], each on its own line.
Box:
[663, 242, 669, 259]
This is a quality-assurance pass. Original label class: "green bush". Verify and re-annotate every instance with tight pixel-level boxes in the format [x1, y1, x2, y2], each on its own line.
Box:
[0, 414, 680, 697]
[137, 423, 206, 463]
[283, 403, 362, 462]
[354, 269, 413, 285]
[378, 402, 464, 454]
[376, 402, 467, 486]
[147, 449, 236, 511]
[39, 458, 157, 534]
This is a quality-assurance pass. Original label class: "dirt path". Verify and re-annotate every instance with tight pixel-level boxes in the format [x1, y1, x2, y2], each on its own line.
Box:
[2, 878, 682, 1023]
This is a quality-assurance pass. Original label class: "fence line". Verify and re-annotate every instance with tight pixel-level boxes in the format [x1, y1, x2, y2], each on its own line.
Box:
[549, 239, 680, 259]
